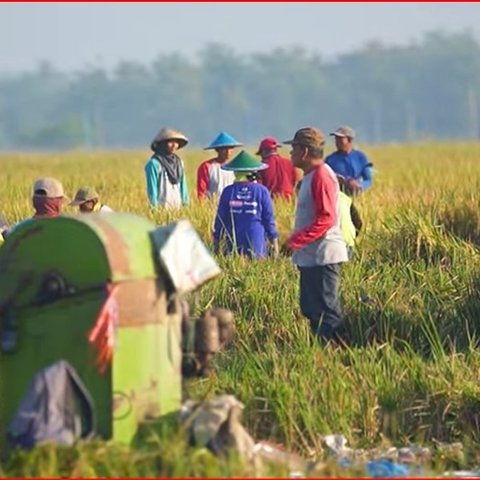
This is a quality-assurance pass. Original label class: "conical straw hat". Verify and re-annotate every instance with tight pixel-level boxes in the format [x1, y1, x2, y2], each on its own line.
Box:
[204, 131, 243, 150]
[151, 127, 189, 151]
[221, 150, 269, 172]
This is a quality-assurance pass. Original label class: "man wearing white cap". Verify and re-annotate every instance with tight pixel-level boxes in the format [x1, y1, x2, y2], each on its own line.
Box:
[326, 126, 373, 241]
[4, 177, 67, 237]
[31, 177, 66, 218]
[325, 126, 373, 196]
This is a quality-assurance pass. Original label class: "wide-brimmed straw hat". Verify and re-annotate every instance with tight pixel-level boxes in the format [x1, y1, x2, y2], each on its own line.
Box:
[69, 186, 99, 206]
[150, 127, 189, 151]
[221, 150, 269, 172]
[204, 131, 243, 150]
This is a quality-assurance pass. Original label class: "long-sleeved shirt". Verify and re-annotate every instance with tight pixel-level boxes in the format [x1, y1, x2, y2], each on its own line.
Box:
[197, 158, 235, 200]
[145, 156, 189, 208]
[213, 181, 278, 259]
[258, 153, 300, 200]
[288, 164, 348, 267]
[325, 149, 373, 192]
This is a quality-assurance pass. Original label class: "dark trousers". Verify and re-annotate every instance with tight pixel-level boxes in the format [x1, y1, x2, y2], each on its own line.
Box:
[350, 203, 363, 235]
[299, 264, 343, 340]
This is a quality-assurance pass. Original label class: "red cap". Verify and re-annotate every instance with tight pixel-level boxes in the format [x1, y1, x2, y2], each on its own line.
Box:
[256, 137, 280, 155]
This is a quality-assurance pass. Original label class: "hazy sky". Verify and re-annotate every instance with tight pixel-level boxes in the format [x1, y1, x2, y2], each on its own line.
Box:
[1, 2, 480, 73]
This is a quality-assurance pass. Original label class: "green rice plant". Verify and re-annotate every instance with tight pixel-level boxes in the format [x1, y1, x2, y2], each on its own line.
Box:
[2, 141, 480, 475]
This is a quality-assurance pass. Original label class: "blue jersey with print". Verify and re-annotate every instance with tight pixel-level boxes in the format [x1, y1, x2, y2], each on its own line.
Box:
[213, 181, 278, 259]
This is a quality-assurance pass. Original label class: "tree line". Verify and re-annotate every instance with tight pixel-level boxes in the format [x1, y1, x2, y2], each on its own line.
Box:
[1, 31, 479, 150]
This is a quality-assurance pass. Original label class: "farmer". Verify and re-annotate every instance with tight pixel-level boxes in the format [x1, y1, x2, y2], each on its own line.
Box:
[326, 125, 373, 196]
[326, 126, 373, 236]
[197, 131, 242, 200]
[213, 150, 279, 259]
[30, 177, 67, 219]
[4, 177, 67, 237]
[256, 136, 301, 200]
[283, 127, 348, 344]
[145, 127, 189, 209]
[69, 186, 113, 213]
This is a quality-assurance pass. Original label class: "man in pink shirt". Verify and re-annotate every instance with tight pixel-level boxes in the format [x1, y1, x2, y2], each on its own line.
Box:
[256, 137, 301, 200]
[197, 131, 242, 200]
[283, 127, 348, 344]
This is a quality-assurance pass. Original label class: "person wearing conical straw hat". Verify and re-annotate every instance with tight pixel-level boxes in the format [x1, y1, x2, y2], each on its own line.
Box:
[197, 131, 242, 200]
[213, 150, 279, 259]
[145, 127, 189, 209]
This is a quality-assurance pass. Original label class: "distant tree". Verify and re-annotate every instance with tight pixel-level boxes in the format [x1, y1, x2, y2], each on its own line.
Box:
[17, 115, 83, 149]
[197, 43, 250, 142]
[1, 31, 480, 149]
[247, 47, 330, 141]
[63, 67, 110, 148]
[151, 53, 203, 144]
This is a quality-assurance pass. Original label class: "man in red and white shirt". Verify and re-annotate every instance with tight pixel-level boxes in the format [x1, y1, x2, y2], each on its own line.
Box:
[197, 131, 242, 200]
[283, 127, 348, 344]
[256, 136, 301, 200]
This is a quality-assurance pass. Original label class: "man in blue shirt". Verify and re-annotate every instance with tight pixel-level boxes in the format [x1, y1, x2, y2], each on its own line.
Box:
[326, 125, 373, 243]
[325, 126, 373, 196]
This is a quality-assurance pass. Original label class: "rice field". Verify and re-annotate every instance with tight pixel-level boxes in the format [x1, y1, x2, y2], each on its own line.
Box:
[1, 141, 480, 477]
